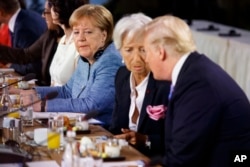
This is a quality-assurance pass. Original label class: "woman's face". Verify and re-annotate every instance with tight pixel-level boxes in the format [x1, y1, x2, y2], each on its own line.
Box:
[73, 17, 107, 63]
[50, 6, 60, 25]
[42, 1, 58, 30]
[120, 34, 150, 76]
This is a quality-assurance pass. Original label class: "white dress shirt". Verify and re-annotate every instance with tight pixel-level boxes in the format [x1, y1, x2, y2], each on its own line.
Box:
[171, 52, 191, 86]
[8, 8, 21, 32]
[49, 34, 79, 86]
[129, 73, 149, 131]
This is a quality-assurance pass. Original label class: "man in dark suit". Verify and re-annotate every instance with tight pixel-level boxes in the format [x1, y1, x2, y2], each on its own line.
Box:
[143, 15, 250, 167]
[0, 0, 47, 75]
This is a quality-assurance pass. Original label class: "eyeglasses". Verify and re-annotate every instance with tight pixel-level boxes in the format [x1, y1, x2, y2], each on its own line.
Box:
[43, 11, 51, 15]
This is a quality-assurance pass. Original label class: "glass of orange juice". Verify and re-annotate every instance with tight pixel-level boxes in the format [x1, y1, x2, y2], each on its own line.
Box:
[47, 119, 61, 152]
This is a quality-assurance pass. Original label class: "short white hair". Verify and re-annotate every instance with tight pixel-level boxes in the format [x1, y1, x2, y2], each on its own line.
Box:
[113, 13, 152, 50]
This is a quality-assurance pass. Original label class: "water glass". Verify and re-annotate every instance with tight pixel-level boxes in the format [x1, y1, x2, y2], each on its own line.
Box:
[56, 115, 65, 148]
[19, 93, 40, 126]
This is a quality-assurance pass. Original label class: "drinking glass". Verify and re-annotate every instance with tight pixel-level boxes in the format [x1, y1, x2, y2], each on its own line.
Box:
[75, 115, 89, 130]
[19, 94, 34, 126]
[47, 118, 61, 152]
[55, 115, 64, 149]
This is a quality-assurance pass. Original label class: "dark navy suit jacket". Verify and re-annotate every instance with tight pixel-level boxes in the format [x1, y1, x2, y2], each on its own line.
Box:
[10, 9, 47, 76]
[164, 52, 250, 167]
[109, 66, 171, 157]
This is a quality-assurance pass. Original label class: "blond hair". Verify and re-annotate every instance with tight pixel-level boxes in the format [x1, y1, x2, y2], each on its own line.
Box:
[144, 15, 196, 56]
[69, 4, 113, 46]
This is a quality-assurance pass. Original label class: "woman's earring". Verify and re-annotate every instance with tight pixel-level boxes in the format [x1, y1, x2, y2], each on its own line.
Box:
[122, 59, 124, 63]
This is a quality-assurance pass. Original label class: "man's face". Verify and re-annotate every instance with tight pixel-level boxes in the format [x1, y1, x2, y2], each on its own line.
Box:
[144, 34, 172, 81]
[144, 36, 162, 80]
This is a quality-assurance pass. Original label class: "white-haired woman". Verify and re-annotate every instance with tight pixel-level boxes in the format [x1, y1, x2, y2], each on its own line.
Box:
[110, 13, 171, 157]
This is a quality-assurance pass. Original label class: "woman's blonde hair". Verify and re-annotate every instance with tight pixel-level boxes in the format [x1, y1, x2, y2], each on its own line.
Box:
[69, 4, 114, 46]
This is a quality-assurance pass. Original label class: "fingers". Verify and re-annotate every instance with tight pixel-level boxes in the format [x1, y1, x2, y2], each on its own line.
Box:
[121, 128, 131, 133]
[114, 134, 126, 140]
[114, 133, 131, 141]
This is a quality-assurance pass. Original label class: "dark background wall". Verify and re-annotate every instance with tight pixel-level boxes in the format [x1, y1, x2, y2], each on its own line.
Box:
[104, 0, 250, 30]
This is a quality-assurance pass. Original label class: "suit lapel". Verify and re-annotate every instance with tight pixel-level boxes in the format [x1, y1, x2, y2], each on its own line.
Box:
[11, 10, 23, 48]
[137, 73, 156, 130]
[118, 68, 131, 127]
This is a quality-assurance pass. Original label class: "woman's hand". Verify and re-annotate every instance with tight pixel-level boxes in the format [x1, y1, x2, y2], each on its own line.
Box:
[20, 89, 42, 112]
[114, 128, 147, 146]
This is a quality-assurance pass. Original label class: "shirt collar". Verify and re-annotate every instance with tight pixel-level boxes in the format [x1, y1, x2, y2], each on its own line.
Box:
[130, 73, 150, 94]
[8, 8, 21, 32]
[172, 52, 190, 86]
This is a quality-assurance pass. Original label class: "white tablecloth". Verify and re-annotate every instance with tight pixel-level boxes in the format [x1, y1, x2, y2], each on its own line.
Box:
[191, 20, 250, 100]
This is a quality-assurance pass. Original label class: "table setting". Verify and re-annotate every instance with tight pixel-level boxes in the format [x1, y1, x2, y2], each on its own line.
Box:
[0, 70, 150, 166]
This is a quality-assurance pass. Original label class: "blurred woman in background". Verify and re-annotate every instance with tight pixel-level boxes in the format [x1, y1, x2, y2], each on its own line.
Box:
[0, 0, 62, 86]
[48, 0, 89, 86]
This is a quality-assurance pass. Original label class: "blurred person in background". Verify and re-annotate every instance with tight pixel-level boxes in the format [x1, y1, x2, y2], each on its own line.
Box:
[110, 13, 170, 157]
[0, 0, 47, 76]
[90, 0, 108, 5]
[25, 0, 45, 14]
[0, 0, 25, 48]
[0, 0, 63, 86]
[0, 0, 88, 87]
[48, 0, 89, 86]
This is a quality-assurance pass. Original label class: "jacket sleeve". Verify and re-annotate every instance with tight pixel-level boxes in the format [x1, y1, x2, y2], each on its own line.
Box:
[45, 55, 122, 113]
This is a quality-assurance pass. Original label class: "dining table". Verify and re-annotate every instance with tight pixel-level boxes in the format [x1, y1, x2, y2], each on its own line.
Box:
[0, 69, 151, 166]
[190, 20, 250, 100]
[0, 117, 151, 167]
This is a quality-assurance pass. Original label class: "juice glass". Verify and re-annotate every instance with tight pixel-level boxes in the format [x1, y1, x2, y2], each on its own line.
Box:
[47, 130, 60, 149]
[47, 119, 61, 152]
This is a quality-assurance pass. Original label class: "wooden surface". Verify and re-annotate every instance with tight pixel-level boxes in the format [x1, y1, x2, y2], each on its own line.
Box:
[17, 121, 150, 165]
[0, 69, 150, 165]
